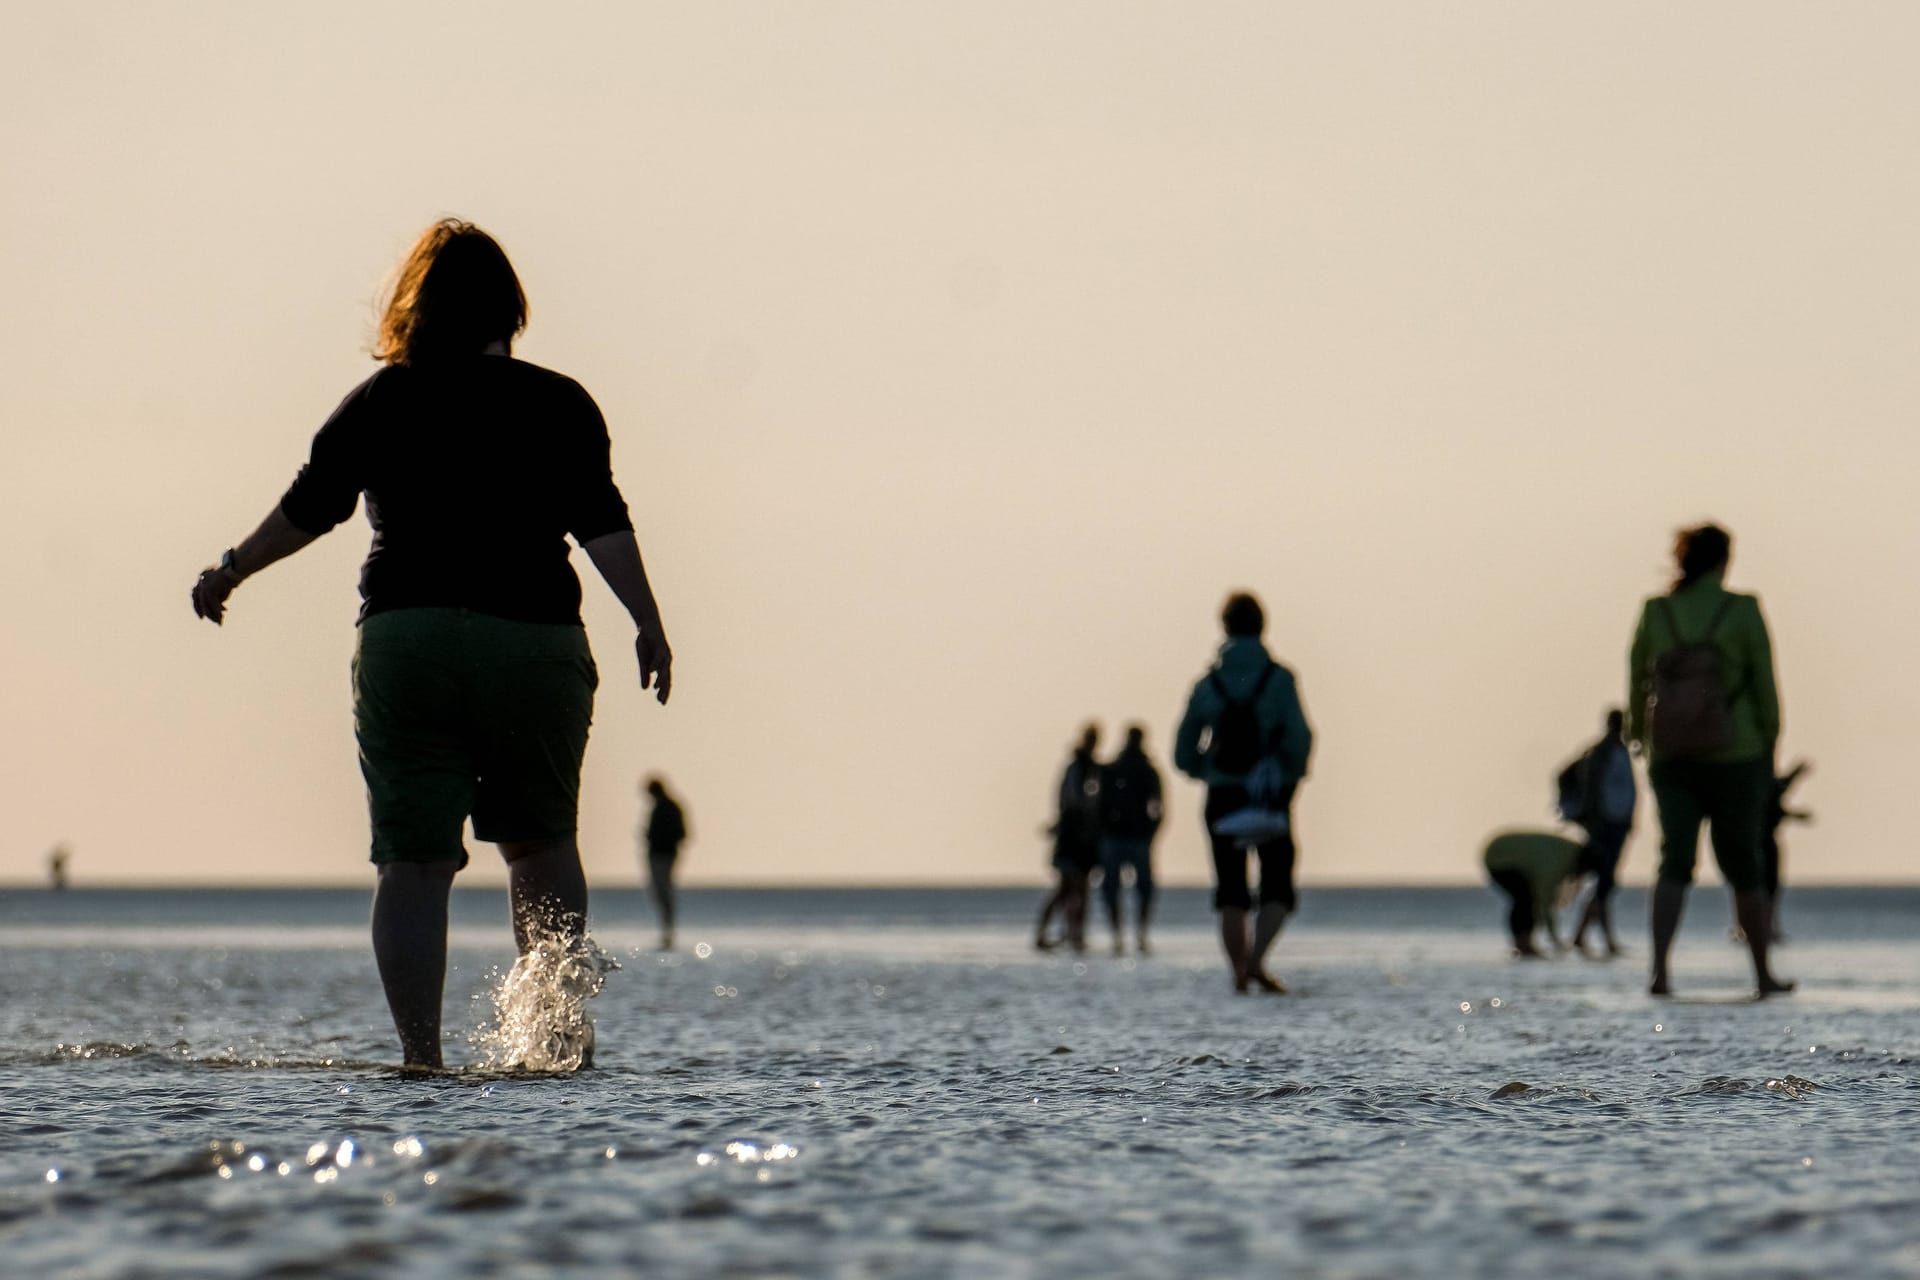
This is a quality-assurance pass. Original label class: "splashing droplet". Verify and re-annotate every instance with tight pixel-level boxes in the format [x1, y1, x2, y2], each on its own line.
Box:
[473, 933, 618, 1072]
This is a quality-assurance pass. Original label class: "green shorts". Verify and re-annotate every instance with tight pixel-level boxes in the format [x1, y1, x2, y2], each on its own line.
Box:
[352, 608, 598, 866]
[1647, 757, 1769, 891]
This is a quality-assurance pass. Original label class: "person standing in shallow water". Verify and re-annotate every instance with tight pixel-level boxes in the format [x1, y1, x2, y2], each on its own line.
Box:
[1097, 725, 1163, 955]
[1174, 592, 1314, 994]
[191, 219, 673, 1069]
[1627, 523, 1791, 999]
[1569, 709, 1636, 958]
[641, 775, 688, 951]
[1035, 725, 1101, 952]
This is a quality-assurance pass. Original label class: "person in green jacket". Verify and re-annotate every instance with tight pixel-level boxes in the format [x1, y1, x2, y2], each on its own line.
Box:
[1627, 523, 1793, 998]
[1482, 831, 1582, 957]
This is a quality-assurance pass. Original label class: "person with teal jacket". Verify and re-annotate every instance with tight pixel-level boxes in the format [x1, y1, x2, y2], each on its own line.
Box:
[1627, 523, 1792, 999]
[1174, 591, 1314, 993]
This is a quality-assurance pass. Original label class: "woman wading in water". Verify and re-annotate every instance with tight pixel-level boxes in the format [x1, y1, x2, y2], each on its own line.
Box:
[191, 220, 672, 1068]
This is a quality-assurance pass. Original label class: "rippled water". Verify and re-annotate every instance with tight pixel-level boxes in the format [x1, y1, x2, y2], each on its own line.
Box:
[3, 886, 1917, 1278]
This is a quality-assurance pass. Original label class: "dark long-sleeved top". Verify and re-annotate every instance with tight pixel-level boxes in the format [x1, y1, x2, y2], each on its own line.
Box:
[1625, 570, 1780, 762]
[1098, 746, 1163, 838]
[646, 794, 687, 856]
[278, 356, 634, 624]
[1173, 638, 1314, 789]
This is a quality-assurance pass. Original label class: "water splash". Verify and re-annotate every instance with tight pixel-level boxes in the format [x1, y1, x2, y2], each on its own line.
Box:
[473, 933, 618, 1072]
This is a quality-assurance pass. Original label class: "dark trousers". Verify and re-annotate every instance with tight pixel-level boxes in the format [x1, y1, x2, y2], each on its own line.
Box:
[1204, 786, 1297, 913]
[1648, 759, 1769, 891]
[1489, 867, 1535, 948]
[1580, 821, 1630, 905]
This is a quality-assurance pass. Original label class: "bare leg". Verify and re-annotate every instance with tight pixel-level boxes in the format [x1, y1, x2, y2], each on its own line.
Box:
[371, 861, 458, 1068]
[1735, 888, 1795, 996]
[1219, 907, 1251, 992]
[1035, 878, 1067, 949]
[1135, 876, 1155, 955]
[499, 837, 588, 954]
[1649, 879, 1686, 995]
[647, 854, 677, 949]
[1572, 891, 1600, 954]
[1103, 869, 1124, 954]
[1248, 904, 1289, 992]
[1063, 875, 1089, 952]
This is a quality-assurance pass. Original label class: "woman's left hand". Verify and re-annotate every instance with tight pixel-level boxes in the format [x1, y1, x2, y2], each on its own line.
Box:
[191, 565, 238, 625]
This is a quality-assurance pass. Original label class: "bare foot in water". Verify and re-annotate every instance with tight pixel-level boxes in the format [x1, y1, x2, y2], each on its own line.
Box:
[1758, 976, 1797, 998]
[1233, 971, 1251, 995]
[1251, 972, 1289, 995]
[1649, 974, 1672, 997]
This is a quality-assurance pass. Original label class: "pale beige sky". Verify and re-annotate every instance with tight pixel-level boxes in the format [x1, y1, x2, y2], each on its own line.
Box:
[4, 3, 1916, 887]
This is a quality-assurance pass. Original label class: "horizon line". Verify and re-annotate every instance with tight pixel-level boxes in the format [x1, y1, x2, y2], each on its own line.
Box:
[5, 880, 1920, 892]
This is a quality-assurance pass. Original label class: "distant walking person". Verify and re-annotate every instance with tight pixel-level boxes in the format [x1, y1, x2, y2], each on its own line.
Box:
[642, 776, 688, 950]
[190, 219, 674, 1068]
[1565, 709, 1636, 957]
[1174, 592, 1314, 994]
[1097, 725, 1163, 955]
[47, 843, 71, 891]
[1756, 760, 1813, 943]
[1035, 725, 1102, 952]
[1628, 523, 1791, 998]
[1482, 830, 1583, 957]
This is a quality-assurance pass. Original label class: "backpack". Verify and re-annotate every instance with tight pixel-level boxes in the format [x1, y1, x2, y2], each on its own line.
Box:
[1555, 756, 1590, 825]
[1207, 664, 1277, 777]
[1649, 596, 1737, 759]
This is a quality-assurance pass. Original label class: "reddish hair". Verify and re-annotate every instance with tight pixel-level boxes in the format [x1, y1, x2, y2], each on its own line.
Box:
[373, 219, 527, 365]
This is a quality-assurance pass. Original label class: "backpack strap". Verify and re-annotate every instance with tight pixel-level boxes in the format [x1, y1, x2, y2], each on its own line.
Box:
[1657, 593, 1735, 646]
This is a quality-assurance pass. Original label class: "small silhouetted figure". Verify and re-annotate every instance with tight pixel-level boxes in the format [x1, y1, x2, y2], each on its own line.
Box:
[1758, 760, 1812, 942]
[1035, 725, 1101, 952]
[1628, 523, 1791, 999]
[1174, 592, 1313, 994]
[642, 776, 688, 950]
[47, 843, 71, 891]
[1567, 709, 1636, 957]
[1483, 831, 1583, 957]
[1098, 725, 1163, 955]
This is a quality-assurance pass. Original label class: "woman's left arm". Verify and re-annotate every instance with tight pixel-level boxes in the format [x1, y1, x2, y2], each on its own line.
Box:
[189, 506, 320, 625]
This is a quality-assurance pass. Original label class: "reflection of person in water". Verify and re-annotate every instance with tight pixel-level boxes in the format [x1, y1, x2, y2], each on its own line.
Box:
[1482, 831, 1582, 958]
[47, 843, 72, 891]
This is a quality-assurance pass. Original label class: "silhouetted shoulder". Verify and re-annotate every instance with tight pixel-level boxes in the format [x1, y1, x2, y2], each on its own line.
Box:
[499, 357, 598, 404]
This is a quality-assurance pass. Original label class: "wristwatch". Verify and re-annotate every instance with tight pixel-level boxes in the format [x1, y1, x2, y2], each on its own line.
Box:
[218, 548, 243, 582]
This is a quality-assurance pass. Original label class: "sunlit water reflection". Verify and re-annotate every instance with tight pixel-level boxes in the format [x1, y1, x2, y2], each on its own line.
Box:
[2, 887, 1916, 1278]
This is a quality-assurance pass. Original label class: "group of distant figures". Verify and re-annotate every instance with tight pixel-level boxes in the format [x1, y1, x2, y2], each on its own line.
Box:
[1037, 591, 1316, 994]
[1038, 522, 1809, 1002]
[1483, 522, 1805, 998]
[1484, 715, 1809, 960]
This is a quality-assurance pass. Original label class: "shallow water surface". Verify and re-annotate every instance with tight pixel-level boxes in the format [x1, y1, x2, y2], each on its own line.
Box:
[2, 887, 1917, 1278]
